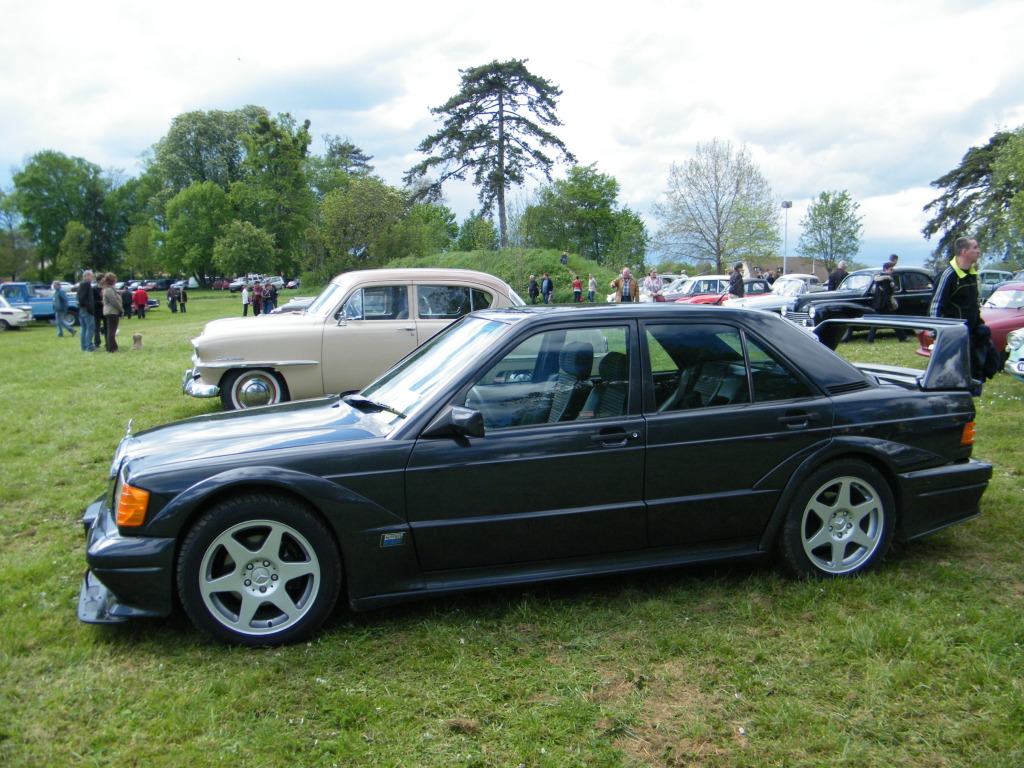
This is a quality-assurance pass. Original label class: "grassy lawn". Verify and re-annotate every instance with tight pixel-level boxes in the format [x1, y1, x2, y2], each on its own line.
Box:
[1, 296, 1021, 767]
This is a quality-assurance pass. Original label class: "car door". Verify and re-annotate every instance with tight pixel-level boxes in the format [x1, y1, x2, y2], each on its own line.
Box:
[895, 271, 935, 315]
[642, 321, 833, 547]
[321, 283, 417, 395]
[404, 322, 647, 572]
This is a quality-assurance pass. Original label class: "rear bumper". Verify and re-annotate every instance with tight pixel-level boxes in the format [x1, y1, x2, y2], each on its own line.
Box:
[897, 458, 993, 540]
[78, 496, 177, 624]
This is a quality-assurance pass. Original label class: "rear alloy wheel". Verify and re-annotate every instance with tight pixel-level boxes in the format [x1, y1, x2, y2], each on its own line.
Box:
[220, 368, 289, 410]
[177, 494, 341, 645]
[780, 460, 894, 578]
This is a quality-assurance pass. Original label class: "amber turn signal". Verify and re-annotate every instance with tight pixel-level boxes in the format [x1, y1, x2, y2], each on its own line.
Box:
[960, 421, 977, 446]
[116, 484, 150, 527]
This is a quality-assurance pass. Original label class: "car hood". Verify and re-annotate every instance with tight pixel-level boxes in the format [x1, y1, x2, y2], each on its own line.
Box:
[115, 397, 387, 474]
[727, 294, 794, 309]
[981, 306, 1024, 328]
[197, 312, 319, 341]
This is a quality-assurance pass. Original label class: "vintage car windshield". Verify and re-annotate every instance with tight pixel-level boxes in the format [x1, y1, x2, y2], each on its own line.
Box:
[360, 315, 515, 426]
[984, 288, 1024, 309]
[772, 278, 806, 296]
[305, 282, 347, 317]
[839, 274, 873, 292]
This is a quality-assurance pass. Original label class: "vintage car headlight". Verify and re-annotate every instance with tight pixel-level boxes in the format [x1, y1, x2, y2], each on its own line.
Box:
[808, 305, 818, 320]
[780, 305, 788, 317]
[1007, 329, 1024, 351]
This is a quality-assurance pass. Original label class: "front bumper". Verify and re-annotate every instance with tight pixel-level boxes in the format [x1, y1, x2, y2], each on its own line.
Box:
[182, 366, 220, 398]
[1005, 357, 1024, 382]
[78, 496, 177, 624]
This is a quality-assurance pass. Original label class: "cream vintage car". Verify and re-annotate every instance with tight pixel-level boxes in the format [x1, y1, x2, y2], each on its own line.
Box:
[183, 268, 526, 409]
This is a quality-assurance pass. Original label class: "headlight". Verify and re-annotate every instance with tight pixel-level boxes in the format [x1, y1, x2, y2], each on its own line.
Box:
[1008, 330, 1024, 351]
[808, 305, 818, 320]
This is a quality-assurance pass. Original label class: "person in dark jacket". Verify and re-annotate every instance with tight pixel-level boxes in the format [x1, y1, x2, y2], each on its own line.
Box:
[727, 263, 745, 299]
[867, 262, 907, 343]
[930, 237, 992, 394]
[76, 270, 98, 351]
[828, 260, 849, 291]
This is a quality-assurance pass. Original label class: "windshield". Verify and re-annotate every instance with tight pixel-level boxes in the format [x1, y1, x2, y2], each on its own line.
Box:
[361, 315, 515, 427]
[984, 288, 1024, 309]
[772, 278, 805, 297]
[305, 282, 347, 317]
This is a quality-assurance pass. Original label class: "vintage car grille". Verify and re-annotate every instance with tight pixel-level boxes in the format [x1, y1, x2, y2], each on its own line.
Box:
[783, 310, 813, 327]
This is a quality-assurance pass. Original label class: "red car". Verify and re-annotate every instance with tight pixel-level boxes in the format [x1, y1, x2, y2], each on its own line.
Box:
[675, 277, 772, 305]
[982, 281, 1024, 360]
[210, 279, 231, 290]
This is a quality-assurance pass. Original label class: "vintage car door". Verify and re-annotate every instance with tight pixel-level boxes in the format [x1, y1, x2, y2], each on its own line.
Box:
[894, 271, 935, 315]
[321, 284, 418, 395]
[404, 322, 647, 572]
[641, 321, 834, 548]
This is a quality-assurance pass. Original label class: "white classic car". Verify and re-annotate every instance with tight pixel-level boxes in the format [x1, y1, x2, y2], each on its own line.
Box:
[183, 268, 526, 409]
[722, 273, 826, 313]
[0, 294, 33, 330]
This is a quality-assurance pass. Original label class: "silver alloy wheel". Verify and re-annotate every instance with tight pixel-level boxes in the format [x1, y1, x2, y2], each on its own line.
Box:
[224, 369, 286, 409]
[799, 474, 885, 575]
[197, 519, 322, 638]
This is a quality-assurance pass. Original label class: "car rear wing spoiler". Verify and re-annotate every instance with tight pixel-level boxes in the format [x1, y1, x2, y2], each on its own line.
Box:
[813, 316, 976, 391]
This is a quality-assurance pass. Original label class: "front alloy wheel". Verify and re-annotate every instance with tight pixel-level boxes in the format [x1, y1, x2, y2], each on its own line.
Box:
[178, 494, 341, 645]
[780, 460, 894, 577]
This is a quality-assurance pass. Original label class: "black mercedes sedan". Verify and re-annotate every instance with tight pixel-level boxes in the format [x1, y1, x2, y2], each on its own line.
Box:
[80, 305, 992, 645]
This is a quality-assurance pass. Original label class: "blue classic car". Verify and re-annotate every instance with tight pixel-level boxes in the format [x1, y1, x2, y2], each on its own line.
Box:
[80, 306, 991, 646]
[0, 281, 79, 325]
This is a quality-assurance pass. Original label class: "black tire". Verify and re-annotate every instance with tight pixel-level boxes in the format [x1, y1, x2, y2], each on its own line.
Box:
[62, 309, 79, 327]
[220, 368, 289, 410]
[779, 460, 894, 578]
[0, 320, 9, 332]
[177, 493, 341, 646]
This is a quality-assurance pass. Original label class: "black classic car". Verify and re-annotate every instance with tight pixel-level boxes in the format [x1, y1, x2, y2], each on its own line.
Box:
[782, 266, 935, 327]
[80, 305, 991, 645]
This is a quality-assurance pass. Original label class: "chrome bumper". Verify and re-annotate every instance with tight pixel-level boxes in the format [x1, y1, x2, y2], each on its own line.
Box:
[182, 366, 220, 398]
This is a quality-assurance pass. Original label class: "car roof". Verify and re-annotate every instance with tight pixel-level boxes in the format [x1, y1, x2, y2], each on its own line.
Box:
[330, 267, 515, 291]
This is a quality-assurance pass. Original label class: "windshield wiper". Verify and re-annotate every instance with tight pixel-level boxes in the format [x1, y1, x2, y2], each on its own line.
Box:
[343, 394, 407, 419]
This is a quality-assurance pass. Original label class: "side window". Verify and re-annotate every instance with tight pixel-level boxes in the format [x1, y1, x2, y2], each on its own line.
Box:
[343, 286, 409, 320]
[647, 325, 814, 411]
[471, 288, 493, 310]
[463, 326, 629, 429]
[901, 272, 932, 292]
[417, 285, 470, 319]
[647, 324, 749, 412]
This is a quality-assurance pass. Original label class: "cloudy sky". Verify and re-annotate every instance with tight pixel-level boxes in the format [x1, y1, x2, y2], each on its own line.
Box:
[2, 0, 1023, 268]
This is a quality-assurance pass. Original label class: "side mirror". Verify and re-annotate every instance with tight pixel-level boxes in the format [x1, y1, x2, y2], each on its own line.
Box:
[422, 406, 485, 439]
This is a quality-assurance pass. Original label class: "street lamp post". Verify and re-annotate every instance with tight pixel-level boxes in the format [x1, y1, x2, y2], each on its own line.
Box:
[781, 201, 792, 275]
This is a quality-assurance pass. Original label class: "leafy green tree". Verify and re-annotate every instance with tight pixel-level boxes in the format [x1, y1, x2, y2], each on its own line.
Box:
[521, 163, 647, 265]
[992, 127, 1024, 268]
[405, 58, 576, 248]
[653, 139, 780, 273]
[922, 130, 1019, 263]
[153, 106, 267, 194]
[231, 113, 315, 275]
[213, 220, 277, 278]
[163, 182, 232, 282]
[456, 211, 499, 251]
[307, 135, 374, 200]
[56, 221, 91, 278]
[795, 190, 863, 272]
[607, 207, 650, 271]
[316, 176, 406, 275]
[122, 223, 160, 280]
[0, 190, 33, 280]
[12, 150, 113, 277]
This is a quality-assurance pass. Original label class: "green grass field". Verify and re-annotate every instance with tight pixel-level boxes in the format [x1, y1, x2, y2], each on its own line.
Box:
[1, 293, 1021, 767]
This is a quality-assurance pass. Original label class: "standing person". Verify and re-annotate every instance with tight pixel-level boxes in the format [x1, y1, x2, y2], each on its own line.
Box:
[572, 274, 583, 303]
[765, 269, 776, 286]
[51, 281, 77, 338]
[167, 283, 179, 313]
[587, 274, 597, 302]
[252, 281, 264, 316]
[541, 273, 554, 304]
[560, 251, 568, 266]
[528, 275, 539, 305]
[92, 280, 104, 349]
[133, 285, 149, 319]
[727, 263, 745, 300]
[241, 284, 250, 316]
[179, 285, 189, 314]
[76, 270, 97, 351]
[930, 237, 993, 394]
[262, 282, 276, 313]
[642, 269, 665, 302]
[828, 260, 849, 291]
[121, 284, 134, 319]
[101, 273, 123, 353]
[867, 262, 907, 343]
[610, 268, 639, 303]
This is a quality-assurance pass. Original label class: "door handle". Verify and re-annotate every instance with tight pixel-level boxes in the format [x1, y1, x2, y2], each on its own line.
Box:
[590, 430, 640, 446]
[778, 411, 820, 429]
